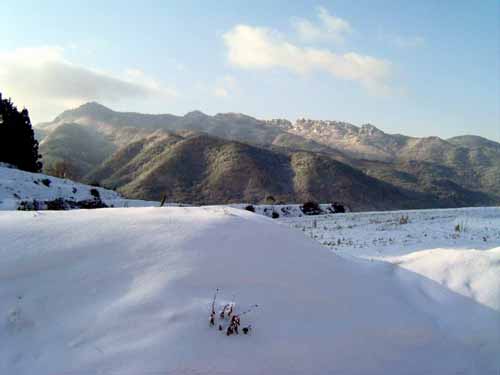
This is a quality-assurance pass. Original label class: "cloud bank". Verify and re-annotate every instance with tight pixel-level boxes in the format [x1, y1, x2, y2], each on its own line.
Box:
[223, 25, 390, 92]
[0, 46, 176, 122]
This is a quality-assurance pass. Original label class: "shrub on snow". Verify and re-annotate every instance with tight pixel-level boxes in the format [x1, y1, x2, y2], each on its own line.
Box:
[301, 201, 322, 215]
[245, 205, 255, 212]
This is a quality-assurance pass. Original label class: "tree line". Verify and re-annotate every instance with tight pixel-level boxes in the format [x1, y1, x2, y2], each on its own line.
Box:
[0, 92, 42, 172]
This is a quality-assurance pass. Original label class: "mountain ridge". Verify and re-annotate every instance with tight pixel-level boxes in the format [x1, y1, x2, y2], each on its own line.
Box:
[35, 102, 500, 209]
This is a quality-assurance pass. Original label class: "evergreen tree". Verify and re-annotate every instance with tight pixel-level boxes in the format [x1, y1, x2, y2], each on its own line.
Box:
[0, 93, 42, 172]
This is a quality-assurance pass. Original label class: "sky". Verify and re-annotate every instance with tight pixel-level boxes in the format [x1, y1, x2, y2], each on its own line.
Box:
[0, 0, 498, 141]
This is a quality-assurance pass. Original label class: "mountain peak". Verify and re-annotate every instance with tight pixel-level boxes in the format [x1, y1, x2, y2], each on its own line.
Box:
[184, 110, 208, 119]
[54, 102, 113, 122]
[77, 101, 112, 112]
[360, 123, 384, 136]
[214, 112, 259, 122]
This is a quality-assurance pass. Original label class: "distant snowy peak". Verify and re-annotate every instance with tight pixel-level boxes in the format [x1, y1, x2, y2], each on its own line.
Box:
[295, 118, 359, 130]
[265, 117, 496, 164]
[184, 110, 209, 119]
[52, 102, 114, 124]
[214, 112, 260, 121]
[264, 118, 405, 160]
[266, 118, 390, 140]
[359, 123, 385, 136]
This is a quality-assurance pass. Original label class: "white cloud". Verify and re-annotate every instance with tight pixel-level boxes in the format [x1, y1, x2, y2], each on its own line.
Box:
[223, 25, 390, 92]
[293, 19, 325, 42]
[293, 6, 352, 43]
[0, 46, 177, 122]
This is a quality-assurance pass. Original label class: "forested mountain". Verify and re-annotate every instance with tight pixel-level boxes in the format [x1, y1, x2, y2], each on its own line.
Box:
[36, 102, 500, 209]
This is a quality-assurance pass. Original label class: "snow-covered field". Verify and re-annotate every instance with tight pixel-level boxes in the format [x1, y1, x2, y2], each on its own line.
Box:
[1, 206, 499, 374]
[1, 166, 499, 374]
[281, 207, 500, 258]
[280, 207, 500, 333]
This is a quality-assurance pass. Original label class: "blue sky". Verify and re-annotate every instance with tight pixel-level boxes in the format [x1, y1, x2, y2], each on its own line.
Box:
[0, 0, 498, 140]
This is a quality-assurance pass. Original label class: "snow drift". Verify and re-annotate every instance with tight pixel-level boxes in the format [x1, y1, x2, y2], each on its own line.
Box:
[389, 248, 500, 311]
[1, 207, 499, 374]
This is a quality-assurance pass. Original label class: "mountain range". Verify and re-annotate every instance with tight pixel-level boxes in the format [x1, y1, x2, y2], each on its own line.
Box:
[35, 102, 500, 210]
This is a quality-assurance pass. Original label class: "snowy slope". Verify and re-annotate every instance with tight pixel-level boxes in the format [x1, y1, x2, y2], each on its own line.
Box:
[282, 207, 500, 341]
[0, 165, 158, 210]
[1, 207, 499, 375]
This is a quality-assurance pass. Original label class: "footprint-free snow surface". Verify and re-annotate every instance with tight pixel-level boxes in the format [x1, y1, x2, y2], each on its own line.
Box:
[1, 207, 499, 374]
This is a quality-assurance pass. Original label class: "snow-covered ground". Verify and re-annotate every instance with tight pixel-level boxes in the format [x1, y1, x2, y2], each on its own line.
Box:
[281, 207, 500, 257]
[1, 166, 499, 374]
[0, 165, 161, 210]
[1, 206, 499, 374]
[229, 203, 344, 218]
[281, 207, 500, 310]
